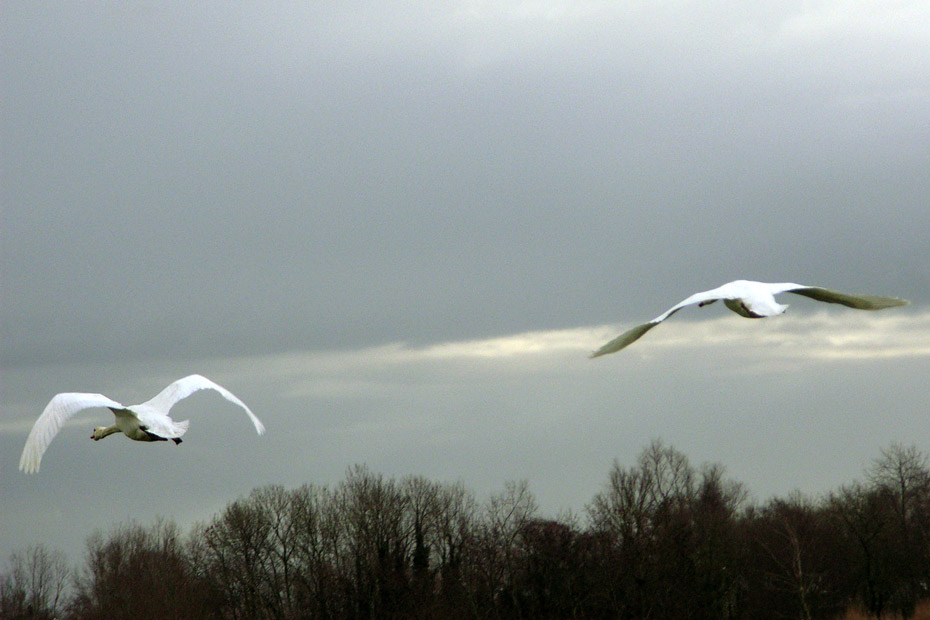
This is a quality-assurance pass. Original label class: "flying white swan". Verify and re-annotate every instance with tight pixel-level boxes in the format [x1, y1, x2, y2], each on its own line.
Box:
[590, 279, 909, 358]
[19, 374, 265, 473]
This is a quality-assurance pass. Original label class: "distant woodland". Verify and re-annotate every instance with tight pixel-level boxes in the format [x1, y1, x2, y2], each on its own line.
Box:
[3, 440, 929, 620]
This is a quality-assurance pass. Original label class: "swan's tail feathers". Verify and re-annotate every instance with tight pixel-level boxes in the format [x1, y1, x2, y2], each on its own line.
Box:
[172, 419, 191, 437]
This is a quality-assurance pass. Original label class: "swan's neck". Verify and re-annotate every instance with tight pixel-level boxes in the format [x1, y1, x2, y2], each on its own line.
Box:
[92, 425, 121, 441]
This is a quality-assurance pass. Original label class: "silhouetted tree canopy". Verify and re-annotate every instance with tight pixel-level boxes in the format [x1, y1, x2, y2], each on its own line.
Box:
[3, 442, 929, 620]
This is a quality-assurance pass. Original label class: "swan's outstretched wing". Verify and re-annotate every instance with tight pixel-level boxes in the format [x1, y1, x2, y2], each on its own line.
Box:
[19, 393, 125, 473]
[141, 374, 265, 435]
[590, 285, 731, 358]
[783, 286, 909, 310]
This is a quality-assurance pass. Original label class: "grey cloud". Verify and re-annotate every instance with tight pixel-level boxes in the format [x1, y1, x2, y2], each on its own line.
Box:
[3, 311, 928, 562]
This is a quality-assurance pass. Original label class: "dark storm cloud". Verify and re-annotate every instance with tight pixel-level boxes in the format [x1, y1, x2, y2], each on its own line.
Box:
[3, 1, 927, 367]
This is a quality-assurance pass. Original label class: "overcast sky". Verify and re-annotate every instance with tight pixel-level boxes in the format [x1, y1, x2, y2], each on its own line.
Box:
[2, 0, 929, 564]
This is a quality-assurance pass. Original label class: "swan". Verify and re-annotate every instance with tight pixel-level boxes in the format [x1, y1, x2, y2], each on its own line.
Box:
[19, 374, 265, 473]
[590, 279, 909, 358]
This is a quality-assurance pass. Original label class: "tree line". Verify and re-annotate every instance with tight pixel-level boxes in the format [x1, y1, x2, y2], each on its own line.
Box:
[3, 440, 929, 620]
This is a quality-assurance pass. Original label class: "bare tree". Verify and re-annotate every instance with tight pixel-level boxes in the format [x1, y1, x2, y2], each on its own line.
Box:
[641, 439, 695, 509]
[587, 441, 699, 618]
[195, 484, 336, 620]
[69, 518, 212, 620]
[0, 544, 70, 620]
[432, 480, 477, 615]
[687, 464, 747, 620]
[587, 441, 749, 619]
[587, 452, 660, 618]
[197, 490, 276, 619]
[753, 494, 823, 620]
[336, 465, 411, 619]
[508, 513, 612, 619]
[829, 482, 900, 620]
[402, 476, 441, 577]
[289, 483, 345, 620]
[589, 459, 654, 544]
[466, 479, 538, 616]
[868, 443, 930, 531]
[864, 443, 930, 616]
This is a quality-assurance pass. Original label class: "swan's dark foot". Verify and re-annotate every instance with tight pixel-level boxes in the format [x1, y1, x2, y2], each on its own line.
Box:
[172, 438, 182, 445]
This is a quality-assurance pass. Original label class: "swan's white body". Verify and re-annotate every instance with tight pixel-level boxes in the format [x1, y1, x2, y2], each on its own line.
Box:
[19, 374, 265, 473]
[591, 280, 909, 358]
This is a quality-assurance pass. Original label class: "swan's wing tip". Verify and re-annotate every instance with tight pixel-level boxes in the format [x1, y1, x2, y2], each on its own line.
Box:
[590, 321, 659, 358]
[248, 412, 266, 435]
[18, 451, 40, 474]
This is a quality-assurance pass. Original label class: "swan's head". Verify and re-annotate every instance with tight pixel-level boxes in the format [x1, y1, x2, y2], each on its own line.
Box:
[91, 427, 107, 441]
